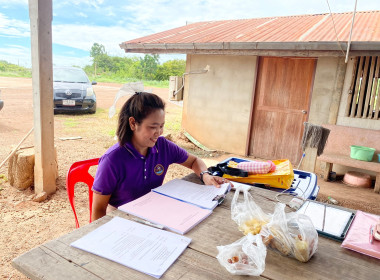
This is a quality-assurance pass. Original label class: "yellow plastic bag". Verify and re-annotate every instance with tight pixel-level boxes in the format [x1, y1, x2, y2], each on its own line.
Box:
[223, 159, 294, 189]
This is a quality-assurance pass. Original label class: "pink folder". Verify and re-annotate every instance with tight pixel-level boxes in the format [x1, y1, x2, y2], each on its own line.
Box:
[118, 192, 212, 235]
[341, 210, 380, 259]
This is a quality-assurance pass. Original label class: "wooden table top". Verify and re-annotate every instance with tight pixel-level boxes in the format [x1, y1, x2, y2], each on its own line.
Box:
[12, 174, 380, 280]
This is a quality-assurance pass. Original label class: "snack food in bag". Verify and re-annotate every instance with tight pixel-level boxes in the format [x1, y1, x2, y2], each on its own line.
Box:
[216, 233, 266, 276]
[261, 203, 318, 262]
[231, 186, 271, 236]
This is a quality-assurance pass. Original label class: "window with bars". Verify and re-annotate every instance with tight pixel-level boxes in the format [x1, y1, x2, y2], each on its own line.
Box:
[345, 56, 380, 119]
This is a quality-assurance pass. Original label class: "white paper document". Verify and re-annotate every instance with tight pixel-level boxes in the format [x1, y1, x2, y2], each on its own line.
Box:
[152, 178, 231, 210]
[298, 201, 353, 237]
[71, 217, 191, 278]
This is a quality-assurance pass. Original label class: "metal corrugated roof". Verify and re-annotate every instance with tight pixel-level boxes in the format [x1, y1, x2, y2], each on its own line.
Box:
[120, 11, 380, 55]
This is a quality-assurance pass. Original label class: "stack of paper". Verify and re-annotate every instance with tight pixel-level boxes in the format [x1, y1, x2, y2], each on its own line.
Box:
[71, 217, 191, 278]
[118, 179, 231, 234]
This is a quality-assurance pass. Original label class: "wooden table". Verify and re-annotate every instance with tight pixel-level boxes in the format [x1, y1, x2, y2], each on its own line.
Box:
[12, 174, 380, 279]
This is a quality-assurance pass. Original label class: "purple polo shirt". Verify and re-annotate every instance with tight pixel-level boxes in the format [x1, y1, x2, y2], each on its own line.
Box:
[92, 136, 189, 207]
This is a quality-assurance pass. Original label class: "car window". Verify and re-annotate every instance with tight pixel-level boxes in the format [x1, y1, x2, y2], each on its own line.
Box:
[53, 68, 89, 83]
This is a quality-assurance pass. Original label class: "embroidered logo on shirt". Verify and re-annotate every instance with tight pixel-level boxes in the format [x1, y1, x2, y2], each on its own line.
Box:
[154, 164, 164, 176]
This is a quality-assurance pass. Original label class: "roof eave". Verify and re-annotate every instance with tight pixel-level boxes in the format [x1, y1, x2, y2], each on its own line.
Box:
[119, 41, 380, 56]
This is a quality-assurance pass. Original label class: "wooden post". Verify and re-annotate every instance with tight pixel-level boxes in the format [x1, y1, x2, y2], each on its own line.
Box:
[29, 0, 57, 194]
[374, 174, 380, 194]
[323, 162, 333, 182]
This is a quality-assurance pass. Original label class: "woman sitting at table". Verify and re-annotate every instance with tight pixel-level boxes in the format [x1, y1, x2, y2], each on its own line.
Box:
[91, 91, 227, 221]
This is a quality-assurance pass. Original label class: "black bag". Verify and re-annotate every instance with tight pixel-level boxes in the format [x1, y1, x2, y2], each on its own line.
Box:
[208, 162, 248, 177]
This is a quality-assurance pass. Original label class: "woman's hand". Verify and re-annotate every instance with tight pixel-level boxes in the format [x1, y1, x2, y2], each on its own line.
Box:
[202, 173, 231, 188]
[180, 154, 233, 188]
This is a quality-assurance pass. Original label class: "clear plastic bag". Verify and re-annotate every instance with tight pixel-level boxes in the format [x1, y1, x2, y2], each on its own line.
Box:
[216, 233, 267, 276]
[261, 203, 318, 262]
[231, 186, 271, 235]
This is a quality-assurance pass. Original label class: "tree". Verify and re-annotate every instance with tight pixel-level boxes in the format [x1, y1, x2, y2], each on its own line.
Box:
[90, 43, 106, 59]
[90, 43, 106, 75]
[137, 54, 159, 80]
[155, 59, 186, 81]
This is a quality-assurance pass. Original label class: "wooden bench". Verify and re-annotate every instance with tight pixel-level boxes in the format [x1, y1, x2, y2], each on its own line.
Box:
[317, 124, 380, 193]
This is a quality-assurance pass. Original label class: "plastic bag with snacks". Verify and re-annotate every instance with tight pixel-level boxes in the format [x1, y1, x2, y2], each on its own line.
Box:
[261, 203, 318, 262]
[231, 186, 271, 236]
[216, 233, 267, 276]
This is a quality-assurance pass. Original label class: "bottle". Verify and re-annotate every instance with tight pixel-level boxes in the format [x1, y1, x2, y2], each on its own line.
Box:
[327, 196, 338, 205]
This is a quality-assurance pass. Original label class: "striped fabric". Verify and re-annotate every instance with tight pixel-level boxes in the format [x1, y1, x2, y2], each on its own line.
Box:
[237, 161, 276, 174]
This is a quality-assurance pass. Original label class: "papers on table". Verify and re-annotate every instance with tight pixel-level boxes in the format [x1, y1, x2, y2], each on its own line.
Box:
[71, 217, 191, 279]
[119, 179, 231, 234]
[152, 178, 231, 210]
[297, 200, 355, 241]
[119, 191, 212, 234]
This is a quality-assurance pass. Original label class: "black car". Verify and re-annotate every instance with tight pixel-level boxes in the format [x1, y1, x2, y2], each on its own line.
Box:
[53, 67, 97, 114]
[0, 90, 3, 111]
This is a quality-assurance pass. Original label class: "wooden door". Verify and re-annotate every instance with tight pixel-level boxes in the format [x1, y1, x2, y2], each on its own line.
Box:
[248, 57, 316, 164]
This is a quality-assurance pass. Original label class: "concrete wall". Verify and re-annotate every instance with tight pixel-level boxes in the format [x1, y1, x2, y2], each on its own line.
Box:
[337, 57, 380, 130]
[331, 57, 380, 176]
[300, 57, 346, 173]
[307, 56, 379, 177]
[182, 54, 257, 155]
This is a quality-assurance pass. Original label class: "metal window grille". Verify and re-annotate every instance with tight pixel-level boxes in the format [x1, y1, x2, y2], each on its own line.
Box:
[345, 56, 380, 119]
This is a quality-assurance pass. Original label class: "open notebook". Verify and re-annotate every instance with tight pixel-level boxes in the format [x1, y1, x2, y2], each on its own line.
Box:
[118, 179, 231, 234]
[297, 200, 355, 241]
[152, 179, 231, 210]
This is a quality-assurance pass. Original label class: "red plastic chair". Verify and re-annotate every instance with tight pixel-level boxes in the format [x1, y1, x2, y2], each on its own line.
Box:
[66, 158, 99, 228]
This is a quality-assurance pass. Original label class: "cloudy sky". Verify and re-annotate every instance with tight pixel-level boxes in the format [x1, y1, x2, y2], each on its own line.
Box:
[0, 0, 378, 68]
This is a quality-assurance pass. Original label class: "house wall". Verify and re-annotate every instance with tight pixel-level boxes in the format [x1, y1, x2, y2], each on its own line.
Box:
[307, 56, 380, 177]
[182, 55, 367, 176]
[301, 57, 346, 173]
[182, 54, 257, 155]
[324, 57, 380, 176]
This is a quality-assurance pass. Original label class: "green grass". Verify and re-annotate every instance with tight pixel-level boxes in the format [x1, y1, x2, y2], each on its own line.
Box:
[0, 174, 7, 190]
[63, 118, 79, 128]
[55, 107, 119, 142]
[0, 60, 32, 78]
[108, 128, 116, 137]
[89, 74, 169, 88]
[165, 114, 182, 133]
[0, 71, 32, 78]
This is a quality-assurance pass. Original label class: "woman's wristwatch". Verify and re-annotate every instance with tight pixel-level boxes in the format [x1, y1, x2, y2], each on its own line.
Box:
[199, 170, 212, 183]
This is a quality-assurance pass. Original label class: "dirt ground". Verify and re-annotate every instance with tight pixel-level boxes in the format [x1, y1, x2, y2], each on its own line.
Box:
[0, 77, 379, 279]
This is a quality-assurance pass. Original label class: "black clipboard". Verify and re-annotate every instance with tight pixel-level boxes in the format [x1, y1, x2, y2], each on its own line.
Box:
[297, 200, 355, 242]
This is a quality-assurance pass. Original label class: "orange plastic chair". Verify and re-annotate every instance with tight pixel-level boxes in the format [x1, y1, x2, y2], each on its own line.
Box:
[66, 158, 99, 228]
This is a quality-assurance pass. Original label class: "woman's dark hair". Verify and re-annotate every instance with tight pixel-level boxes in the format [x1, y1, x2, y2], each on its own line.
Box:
[117, 92, 165, 146]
